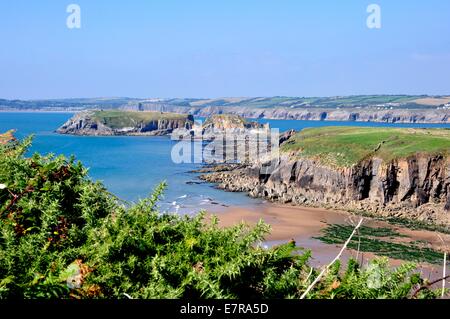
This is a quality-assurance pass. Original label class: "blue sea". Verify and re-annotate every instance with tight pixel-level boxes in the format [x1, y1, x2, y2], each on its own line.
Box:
[1, 112, 449, 213]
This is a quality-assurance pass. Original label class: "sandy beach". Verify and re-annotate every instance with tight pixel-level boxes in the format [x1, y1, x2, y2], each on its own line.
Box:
[209, 203, 449, 279]
[215, 204, 349, 240]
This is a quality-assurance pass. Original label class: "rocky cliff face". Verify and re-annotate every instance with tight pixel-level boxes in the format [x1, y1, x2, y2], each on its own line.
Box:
[57, 111, 194, 136]
[201, 154, 450, 225]
[123, 104, 450, 124]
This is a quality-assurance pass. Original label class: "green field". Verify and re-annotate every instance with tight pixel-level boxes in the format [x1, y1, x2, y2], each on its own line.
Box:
[3, 94, 449, 111]
[172, 95, 448, 109]
[91, 110, 191, 129]
[281, 127, 450, 167]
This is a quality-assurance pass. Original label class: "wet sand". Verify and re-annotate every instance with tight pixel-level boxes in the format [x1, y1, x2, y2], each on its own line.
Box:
[215, 204, 349, 240]
[209, 203, 449, 280]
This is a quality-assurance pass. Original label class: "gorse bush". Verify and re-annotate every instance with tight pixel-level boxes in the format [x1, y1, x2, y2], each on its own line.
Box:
[83, 185, 310, 299]
[0, 136, 113, 298]
[0, 137, 445, 299]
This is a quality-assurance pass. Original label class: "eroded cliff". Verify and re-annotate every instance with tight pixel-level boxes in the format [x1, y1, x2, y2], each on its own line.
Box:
[124, 104, 450, 124]
[201, 127, 450, 224]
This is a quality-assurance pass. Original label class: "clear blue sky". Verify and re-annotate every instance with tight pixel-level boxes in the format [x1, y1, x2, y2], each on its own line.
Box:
[1, 0, 449, 99]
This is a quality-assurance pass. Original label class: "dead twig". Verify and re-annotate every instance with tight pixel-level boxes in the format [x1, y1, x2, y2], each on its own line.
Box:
[436, 234, 448, 298]
[442, 252, 447, 298]
[355, 228, 361, 261]
[123, 293, 133, 299]
[411, 275, 450, 299]
[300, 218, 364, 299]
[303, 267, 313, 284]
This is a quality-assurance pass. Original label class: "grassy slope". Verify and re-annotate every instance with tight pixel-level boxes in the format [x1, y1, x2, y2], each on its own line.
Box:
[184, 95, 446, 109]
[3, 95, 450, 110]
[91, 110, 191, 129]
[281, 127, 450, 167]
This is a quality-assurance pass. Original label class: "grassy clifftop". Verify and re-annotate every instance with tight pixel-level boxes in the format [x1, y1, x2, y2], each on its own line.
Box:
[91, 110, 192, 129]
[281, 127, 450, 167]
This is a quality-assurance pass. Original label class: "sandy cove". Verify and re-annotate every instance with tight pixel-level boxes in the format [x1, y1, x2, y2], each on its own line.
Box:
[208, 203, 449, 280]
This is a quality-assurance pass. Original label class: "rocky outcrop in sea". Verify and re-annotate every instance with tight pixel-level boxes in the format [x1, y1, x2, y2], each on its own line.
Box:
[171, 114, 269, 141]
[56, 111, 194, 136]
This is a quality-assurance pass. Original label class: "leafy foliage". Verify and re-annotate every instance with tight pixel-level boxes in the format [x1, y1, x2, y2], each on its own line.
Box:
[0, 137, 445, 299]
[0, 137, 113, 298]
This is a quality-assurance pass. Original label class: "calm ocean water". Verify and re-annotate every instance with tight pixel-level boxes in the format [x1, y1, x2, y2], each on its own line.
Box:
[1, 112, 449, 213]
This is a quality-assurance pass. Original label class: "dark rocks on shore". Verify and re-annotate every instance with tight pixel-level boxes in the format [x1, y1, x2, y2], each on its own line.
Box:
[200, 154, 450, 225]
[189, 164, 245, 174]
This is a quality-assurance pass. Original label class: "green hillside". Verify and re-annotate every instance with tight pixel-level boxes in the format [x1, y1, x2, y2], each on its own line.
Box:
[281, 127, 450, 167]
[2, 94, 450, 111]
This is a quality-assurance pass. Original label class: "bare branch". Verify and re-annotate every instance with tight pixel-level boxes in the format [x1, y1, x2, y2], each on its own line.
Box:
[436, 234, 448, 298]
[300, 218, 364, 299]
[442, 252, 447, 298]
[412, 275, 450, 298]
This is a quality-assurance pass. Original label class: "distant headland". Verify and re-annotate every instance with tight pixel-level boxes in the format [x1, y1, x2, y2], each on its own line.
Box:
[2, 95, 450, 123]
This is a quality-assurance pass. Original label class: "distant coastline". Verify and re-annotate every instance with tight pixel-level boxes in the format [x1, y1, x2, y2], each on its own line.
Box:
[2, 109, 450, 124]
[2, 95, 450, 124]
[0, 110, 76, 113]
